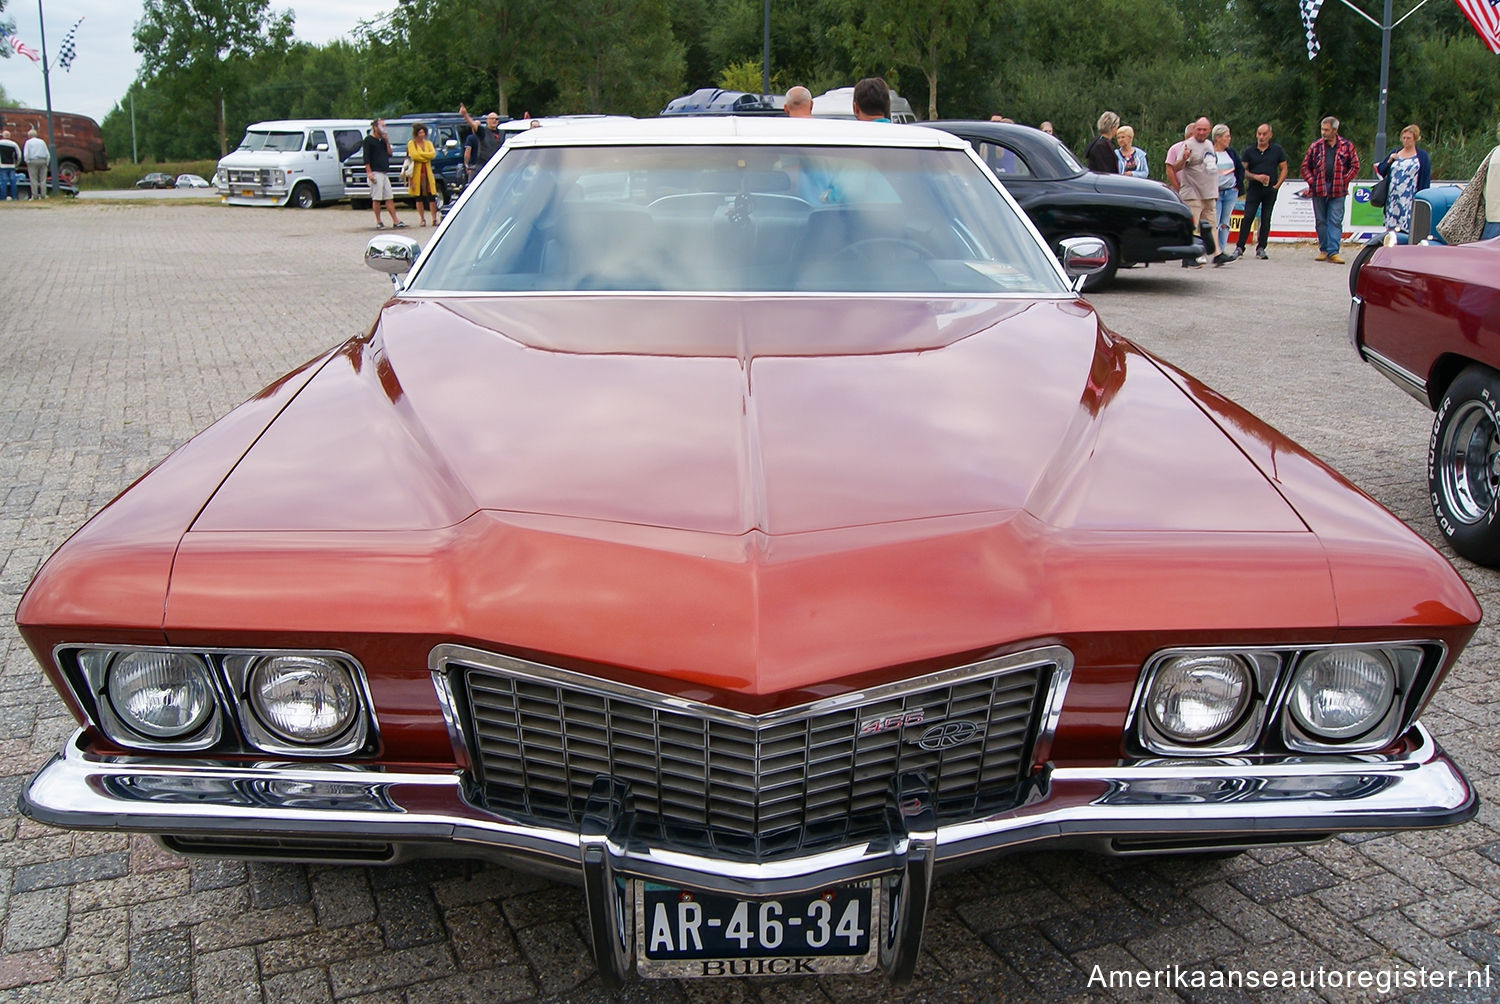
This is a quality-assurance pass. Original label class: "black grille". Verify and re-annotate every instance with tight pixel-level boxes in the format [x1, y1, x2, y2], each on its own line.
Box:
[453, 651, 1055, 858]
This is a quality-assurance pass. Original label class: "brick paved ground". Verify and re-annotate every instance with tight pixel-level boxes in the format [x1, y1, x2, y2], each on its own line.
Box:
[0, 200, 1496, 1003]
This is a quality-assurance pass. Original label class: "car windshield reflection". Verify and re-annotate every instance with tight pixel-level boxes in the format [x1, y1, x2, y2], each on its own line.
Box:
[410, 144, 1066, 295]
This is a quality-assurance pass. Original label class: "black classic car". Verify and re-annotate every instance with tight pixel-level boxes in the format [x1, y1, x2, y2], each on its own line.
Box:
[923, 121, 1203, 289]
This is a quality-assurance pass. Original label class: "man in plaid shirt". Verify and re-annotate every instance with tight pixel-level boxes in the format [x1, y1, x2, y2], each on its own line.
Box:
[1300, 116, 1360, 263]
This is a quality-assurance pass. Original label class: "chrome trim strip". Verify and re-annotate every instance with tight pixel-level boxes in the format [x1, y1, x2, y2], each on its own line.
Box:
[395, 290, 1081, 301]
[22, 724, 1475, 898]
[429, 670, 471, 770]
[1358, 345, 1430, 405]
[1347, 295, 1363, 351]
[429, 643, 1069, 734]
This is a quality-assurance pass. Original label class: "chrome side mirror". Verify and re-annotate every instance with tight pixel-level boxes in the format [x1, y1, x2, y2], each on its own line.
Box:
[1059, 237, 1110, 291]
[445, 138, 459, 149]
[365, 235, 421, 290]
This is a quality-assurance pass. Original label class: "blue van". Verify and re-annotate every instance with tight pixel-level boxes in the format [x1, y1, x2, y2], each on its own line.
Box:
[342, 113, 479, 210]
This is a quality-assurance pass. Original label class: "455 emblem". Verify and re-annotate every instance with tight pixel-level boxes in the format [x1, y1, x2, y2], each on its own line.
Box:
[857, 709, 985, 751]
[858, 709, 924, 737]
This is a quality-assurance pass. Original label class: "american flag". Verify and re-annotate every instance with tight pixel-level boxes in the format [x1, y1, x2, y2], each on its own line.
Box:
[56, 17, 83, 71]
[1299, 0, 1326, 59]
[1452, 0, 1500, 53]
[1, 27, 42, 63]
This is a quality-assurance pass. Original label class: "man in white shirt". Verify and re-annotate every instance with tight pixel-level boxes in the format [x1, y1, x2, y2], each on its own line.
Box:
[22, 128, 50, 200]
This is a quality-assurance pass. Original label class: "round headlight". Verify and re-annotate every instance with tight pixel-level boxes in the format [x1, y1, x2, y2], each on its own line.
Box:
[1146, 654, 1253, 744]
[1288, 649, 1395, 740]
[106, 652, 215, 739]
[248, 656, 359, 745]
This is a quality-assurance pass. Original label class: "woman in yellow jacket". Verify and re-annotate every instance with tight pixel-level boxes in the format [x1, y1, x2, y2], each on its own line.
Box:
[406, 123, 439, 227]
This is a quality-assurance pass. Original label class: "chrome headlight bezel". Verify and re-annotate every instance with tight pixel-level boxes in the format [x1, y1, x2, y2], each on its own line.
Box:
[1281, 647, 1419, 752]
[1134, 651, 1279, 755]
[1131, 643, 1440, 757]
[225, 653, 369, 755]
[63, 646, 375, 757]
[86, 649, 222, 749]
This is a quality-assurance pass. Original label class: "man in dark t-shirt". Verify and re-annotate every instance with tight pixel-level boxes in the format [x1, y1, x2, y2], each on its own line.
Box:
[361, 119, 404, 229]
[1236, 123, 1287, 259]
[459, 103, 505, 174]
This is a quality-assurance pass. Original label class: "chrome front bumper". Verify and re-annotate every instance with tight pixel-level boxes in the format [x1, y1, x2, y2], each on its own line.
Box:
[21, 725, 1476, 983]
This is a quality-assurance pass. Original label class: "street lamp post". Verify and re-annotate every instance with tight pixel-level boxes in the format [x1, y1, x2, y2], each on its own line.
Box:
[761, 0, 770, 95]
[36, 0, 58, 195]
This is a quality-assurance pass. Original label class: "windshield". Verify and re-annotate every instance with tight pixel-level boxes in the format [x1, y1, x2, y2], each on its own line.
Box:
[410, 143, 1065, 294]
[385, 123, 415, 148]
[1039, 133, 1084, 174]
[235, 130, 303, 153]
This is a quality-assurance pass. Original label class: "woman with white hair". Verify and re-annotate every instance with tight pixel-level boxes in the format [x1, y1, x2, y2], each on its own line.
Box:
[1114, 125, 1148, 178]
[1211, 124, 1243, 260]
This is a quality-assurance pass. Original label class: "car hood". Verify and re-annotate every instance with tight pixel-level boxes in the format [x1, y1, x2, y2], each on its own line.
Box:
[217, 151, 301, 170]
[1089, 171, 1186, 209]
[193, 296, 1304, 536]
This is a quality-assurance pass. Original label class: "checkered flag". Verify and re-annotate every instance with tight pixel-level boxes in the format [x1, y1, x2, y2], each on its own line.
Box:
[1299, 0, 1326, 59]
[56, 17, 82, 71]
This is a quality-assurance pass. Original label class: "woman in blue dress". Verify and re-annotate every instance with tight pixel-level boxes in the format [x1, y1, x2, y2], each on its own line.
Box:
[1374, 124, 1431, 235]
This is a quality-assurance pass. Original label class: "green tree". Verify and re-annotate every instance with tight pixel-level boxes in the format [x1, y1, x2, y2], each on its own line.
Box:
[540, 0, 685, 114]
[829, 0, 988, 119]
[372, 0, 542, 118]
[705, 0, 847, 96]
[133, 0, 295, 156]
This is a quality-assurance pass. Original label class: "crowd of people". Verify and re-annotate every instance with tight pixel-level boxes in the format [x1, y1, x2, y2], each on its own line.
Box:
[0, 128, 55, 201]
[1082, 109, 1500, 260]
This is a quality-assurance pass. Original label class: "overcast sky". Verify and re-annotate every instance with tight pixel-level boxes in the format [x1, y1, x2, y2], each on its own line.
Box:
[1, 1, 396, 124]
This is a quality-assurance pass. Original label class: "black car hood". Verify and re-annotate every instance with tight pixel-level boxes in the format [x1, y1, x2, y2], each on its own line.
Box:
[1089, 171, 1184, 207]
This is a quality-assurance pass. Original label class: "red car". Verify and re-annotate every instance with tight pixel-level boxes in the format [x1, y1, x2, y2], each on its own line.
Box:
[18, 120, 1480, 986]
[1351, 237, 1500, 564]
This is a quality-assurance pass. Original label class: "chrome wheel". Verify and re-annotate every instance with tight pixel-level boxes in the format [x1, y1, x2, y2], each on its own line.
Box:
[1438, 399, 1500, 524]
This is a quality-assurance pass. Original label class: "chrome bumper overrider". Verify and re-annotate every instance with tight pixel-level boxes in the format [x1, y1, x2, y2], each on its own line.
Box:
[21, 726, 1475, 984]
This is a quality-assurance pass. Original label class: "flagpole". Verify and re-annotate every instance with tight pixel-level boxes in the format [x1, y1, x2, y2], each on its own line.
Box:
[1374, 0, 1393, 161]
[36, 0, 57, 195]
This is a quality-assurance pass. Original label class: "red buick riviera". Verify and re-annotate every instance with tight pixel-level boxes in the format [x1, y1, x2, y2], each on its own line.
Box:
[18, 119, 1480, 984]
[1351, 237, 1500, 565]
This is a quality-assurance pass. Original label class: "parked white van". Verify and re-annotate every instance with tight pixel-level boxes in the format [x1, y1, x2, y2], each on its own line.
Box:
[810, 87, 918, 124]
[216, 119, 369, 208]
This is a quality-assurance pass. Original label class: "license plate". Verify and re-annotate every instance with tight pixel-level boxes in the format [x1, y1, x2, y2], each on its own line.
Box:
[240, 190, 255, 198]
[634, 879, 879, 978]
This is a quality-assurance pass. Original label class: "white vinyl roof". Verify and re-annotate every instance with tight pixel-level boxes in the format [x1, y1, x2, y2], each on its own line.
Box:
[502, 115, 965, 150]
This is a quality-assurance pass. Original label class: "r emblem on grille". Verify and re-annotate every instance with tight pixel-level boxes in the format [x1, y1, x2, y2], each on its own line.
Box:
[915, 720, 983, 750]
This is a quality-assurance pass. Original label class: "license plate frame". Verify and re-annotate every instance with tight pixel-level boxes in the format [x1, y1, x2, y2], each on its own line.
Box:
[633, 879, 881, 978]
